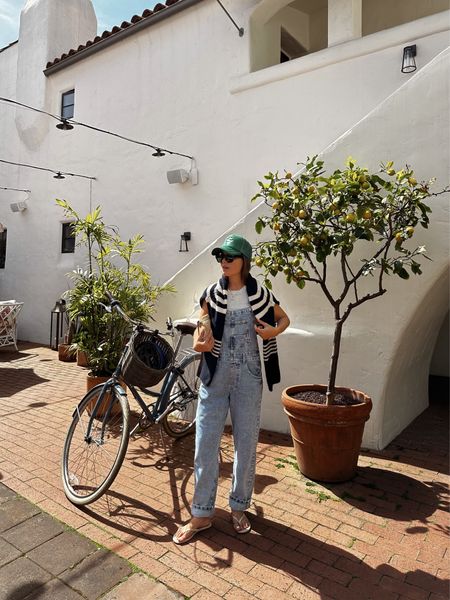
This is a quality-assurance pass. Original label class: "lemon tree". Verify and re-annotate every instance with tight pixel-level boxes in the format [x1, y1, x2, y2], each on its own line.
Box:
[253, 156, 445, 404]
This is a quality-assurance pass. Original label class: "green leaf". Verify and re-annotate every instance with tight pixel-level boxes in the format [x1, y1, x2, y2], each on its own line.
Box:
[255, 220, 264, 235]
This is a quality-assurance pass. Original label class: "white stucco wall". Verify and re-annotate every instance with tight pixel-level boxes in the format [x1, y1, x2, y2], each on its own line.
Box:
[15, 0, 96, 152]
[362, 0, 450, 36]
[157, 47, 450, 450]
[1, 1, 447, 344]
[0, 0, 448, 447]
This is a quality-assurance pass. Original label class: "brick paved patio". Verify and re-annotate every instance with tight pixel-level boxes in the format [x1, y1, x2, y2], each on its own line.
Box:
[0, 343, 448, 599]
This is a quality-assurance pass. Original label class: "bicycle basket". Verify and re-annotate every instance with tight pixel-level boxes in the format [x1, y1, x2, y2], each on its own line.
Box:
[121, 331, 174, 388]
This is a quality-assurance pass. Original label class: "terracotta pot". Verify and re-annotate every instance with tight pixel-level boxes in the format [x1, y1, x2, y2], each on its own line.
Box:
[86, 373, 124, 416]
[281, 384, 372, 483]
[76, 350, 89, 367]
[58, 343, 76, 362]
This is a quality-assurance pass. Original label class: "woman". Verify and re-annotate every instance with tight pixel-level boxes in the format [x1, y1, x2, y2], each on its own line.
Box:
[173, 234, 290, 544]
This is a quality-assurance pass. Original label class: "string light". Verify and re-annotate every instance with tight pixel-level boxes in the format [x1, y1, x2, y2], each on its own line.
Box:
[0, 159, 96, 181]
[0, 96, 193, 159]
[0, 186, 31, 193]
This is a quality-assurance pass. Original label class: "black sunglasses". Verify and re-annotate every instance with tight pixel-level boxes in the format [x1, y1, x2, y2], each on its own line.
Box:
[215, 252, 243, 263]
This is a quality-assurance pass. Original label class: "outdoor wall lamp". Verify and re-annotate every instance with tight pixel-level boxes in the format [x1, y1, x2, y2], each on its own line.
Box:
[401, 45, 417, 73]
[179, 232, 191, 252]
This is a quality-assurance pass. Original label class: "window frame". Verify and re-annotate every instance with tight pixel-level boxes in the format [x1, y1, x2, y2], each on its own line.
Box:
[61, 89, 75, 120]
[0, 228, 7, 269]
[61, 221, 75, 254]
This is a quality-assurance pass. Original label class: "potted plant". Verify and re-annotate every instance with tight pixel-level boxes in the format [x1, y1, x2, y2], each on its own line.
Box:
[253, 155, 441, 481]
[57, 200, 173, 394]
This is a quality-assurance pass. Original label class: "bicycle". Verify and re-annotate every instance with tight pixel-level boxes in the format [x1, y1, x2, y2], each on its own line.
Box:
[62, 293, 201, 506]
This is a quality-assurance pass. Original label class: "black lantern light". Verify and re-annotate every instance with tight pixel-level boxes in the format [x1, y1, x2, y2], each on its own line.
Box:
[50, 298, 67, 350]
[401, 45, 417, 73]
[179, 232, 191, 252]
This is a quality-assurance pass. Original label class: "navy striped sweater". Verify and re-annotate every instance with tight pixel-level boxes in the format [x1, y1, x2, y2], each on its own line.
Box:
[199, 274, 281, 391]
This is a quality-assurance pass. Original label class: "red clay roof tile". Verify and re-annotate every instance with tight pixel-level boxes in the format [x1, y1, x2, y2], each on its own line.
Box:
[45, 0, 186, 70]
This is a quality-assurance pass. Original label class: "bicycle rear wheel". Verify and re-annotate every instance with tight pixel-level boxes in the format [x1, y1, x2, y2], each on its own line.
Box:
[161, 352, 201, 438]
[62, 383, 130, 505]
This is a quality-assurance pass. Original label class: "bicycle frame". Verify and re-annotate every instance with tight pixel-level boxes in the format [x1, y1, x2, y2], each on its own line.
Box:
[77, 326, 197, 444]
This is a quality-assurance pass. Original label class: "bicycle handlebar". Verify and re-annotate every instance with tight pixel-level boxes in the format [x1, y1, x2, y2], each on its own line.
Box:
[102, 291, 138, 326]
[102, 292, 180, 339]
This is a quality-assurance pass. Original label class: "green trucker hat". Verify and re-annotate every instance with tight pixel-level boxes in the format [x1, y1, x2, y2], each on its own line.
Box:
[212, 234, 252, 260]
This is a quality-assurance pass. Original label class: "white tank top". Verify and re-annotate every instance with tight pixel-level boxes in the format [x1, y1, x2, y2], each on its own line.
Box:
[227, 287, 250, 311]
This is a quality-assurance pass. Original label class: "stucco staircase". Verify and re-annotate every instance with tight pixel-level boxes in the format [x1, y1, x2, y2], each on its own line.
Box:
[157, 47, 449, 450]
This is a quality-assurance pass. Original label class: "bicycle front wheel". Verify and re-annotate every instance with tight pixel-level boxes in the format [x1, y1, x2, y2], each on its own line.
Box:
[62, 384, 130, 505]
[161, 352, 201, 438]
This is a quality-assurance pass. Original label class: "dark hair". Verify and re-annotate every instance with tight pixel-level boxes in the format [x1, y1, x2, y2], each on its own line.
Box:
[241, 257, 252, 282]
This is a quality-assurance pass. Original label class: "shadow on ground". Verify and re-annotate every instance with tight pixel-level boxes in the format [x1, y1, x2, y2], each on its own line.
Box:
[0, 368, 50, 397]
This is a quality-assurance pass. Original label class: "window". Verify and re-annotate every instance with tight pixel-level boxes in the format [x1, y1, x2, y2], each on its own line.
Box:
[61, 89, 75, 119]
[0, 229, 6, 268]
[61, 222, 75, 253]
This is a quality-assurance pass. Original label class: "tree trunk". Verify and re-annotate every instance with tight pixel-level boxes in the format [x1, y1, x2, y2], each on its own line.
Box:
[326, 319, 344, 405]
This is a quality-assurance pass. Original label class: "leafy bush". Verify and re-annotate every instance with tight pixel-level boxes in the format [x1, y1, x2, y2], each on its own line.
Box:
[57, 200, 173, 376]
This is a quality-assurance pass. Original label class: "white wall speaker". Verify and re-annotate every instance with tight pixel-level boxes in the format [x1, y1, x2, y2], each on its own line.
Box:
[167, 168, 189, 184]
[10, 201, 28, 212]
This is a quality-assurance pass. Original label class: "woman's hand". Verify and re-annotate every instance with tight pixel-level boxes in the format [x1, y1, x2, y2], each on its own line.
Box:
[193, 304, 215, 352]
[254, 318, 278, 340]
[193, 324, 215, 352]
[254, 305, 290, 340]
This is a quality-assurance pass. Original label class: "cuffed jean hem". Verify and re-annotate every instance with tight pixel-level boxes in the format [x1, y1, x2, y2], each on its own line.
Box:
[229, 495, 251, 511]
[191, 504, 215, 518]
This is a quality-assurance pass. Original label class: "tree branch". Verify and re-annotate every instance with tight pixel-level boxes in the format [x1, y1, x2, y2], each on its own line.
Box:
[341, 288, 387, 322]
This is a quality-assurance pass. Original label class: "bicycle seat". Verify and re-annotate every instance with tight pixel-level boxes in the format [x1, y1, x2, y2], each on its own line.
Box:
[174, 321, 197, 336]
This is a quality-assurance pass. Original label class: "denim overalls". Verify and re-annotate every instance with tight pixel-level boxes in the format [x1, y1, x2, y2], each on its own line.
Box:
[192, 306, 263, 518]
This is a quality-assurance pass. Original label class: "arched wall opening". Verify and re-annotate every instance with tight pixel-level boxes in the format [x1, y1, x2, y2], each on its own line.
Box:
[381, 265, 449, 447]
[250, 0, 328, 72]
[429, 310, 449, 404]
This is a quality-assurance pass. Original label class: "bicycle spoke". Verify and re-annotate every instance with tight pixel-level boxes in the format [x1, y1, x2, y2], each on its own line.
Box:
[62, 386, 129, 504]
[162, 353, 201, 438]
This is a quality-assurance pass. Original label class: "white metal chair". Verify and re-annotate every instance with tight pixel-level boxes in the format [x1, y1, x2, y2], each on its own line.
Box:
[0, 301, 24, 351]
